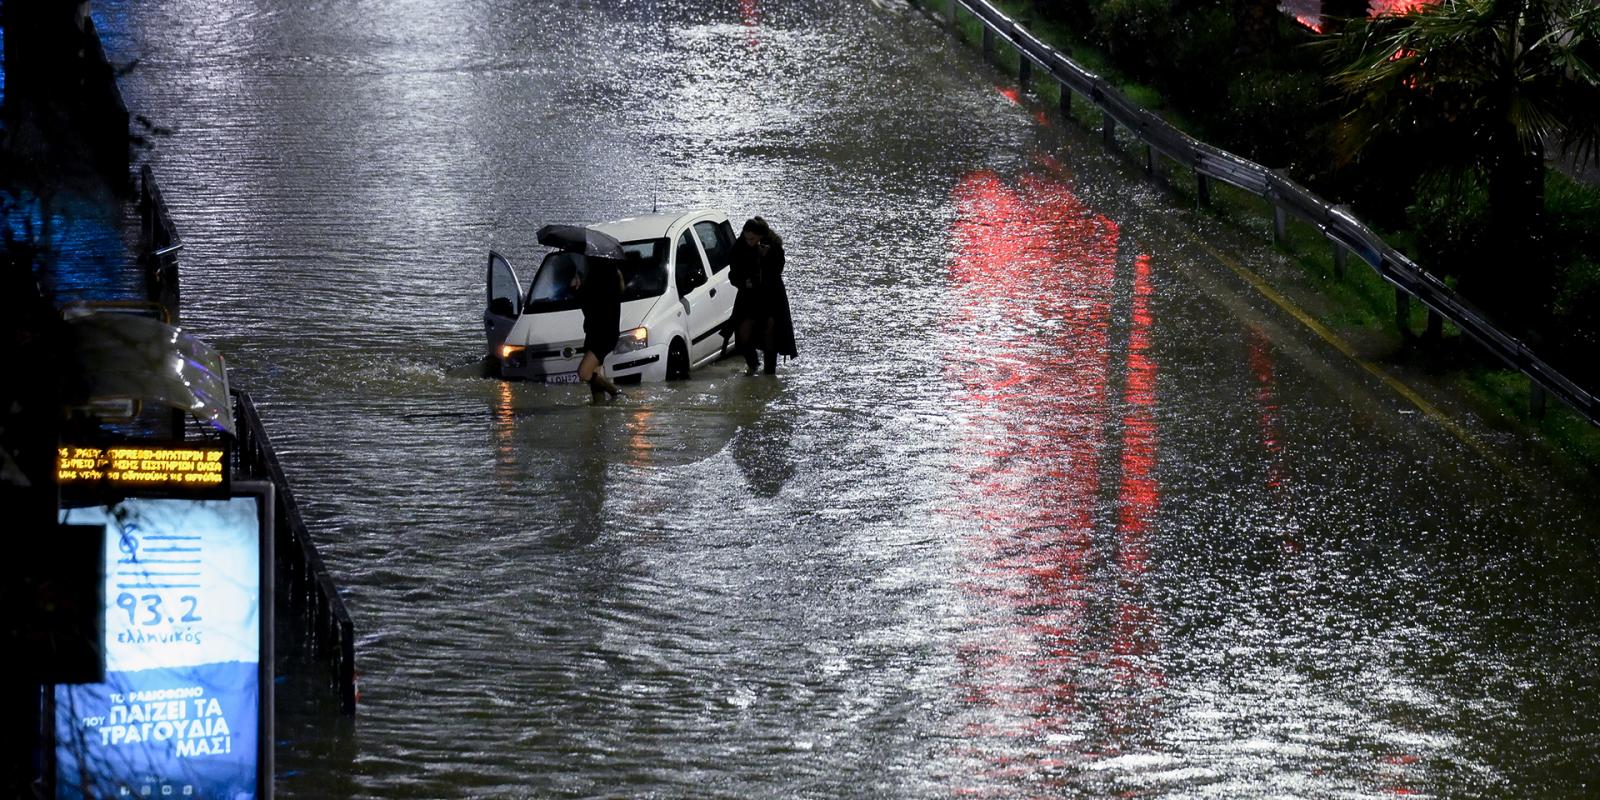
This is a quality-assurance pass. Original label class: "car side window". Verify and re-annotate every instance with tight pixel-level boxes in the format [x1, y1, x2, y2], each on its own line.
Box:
[695, 221, 733, 274]
[675, 231, 708, 295]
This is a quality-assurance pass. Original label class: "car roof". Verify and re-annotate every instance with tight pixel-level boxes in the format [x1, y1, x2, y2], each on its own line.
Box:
[591, 209, 726, 243]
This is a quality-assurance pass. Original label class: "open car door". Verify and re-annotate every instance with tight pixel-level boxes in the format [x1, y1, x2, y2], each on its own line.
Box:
[674, 230, 725, 364]
[485, 250, 522, 356]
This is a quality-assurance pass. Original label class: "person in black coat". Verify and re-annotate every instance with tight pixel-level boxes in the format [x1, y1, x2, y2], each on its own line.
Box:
[728, 217, 797, 375]
[573, 256, 624, 401]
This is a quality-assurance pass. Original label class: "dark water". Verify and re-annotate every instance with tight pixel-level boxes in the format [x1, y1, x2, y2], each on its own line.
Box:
[91, 0, 1599, 796]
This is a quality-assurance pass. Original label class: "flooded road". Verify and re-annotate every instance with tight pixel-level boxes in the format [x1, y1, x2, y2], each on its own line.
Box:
[92, 0, 1599, 796]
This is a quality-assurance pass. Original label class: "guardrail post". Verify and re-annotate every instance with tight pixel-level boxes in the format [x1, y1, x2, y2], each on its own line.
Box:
[1531, 384, 1548, 419]
[947, 0, 957, 29]
[1333, 244, 1347, 280]
[982, 27, 995, 63]
[1144, 144, 1154, 175]
[1425, 309, 1442, 342]
[1102, 111, 1115, 147]
[1395, 289, 1412, 338]
[1018, 55, 1032, 90]
[1196, 174, 1211, 207]
[1273, 204, 1287, 247]
[1059, 82, 1072, 118]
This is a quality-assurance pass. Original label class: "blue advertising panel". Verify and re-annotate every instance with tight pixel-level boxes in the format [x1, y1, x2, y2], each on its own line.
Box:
[54, 484, 274, 800]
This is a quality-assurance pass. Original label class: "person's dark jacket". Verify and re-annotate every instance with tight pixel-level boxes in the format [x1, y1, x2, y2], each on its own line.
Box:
[728, 237, 797, 359]
[579, 256, 622, 357]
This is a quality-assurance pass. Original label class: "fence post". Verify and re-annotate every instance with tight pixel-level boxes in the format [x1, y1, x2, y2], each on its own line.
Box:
[1018, 54, 1032, 89]
[982, 27, 995, 63]
[1101, 111, 1115, 147]
[1273, 204, 1287, 247]
[340, 622, 358, 714]
[1196, 173, 1211, 207]
[1333, 244, 1347, 280]
[139, 169, 153, 250]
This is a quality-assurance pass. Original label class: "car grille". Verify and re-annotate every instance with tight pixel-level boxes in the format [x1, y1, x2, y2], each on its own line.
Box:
[525, 339, 587, 361]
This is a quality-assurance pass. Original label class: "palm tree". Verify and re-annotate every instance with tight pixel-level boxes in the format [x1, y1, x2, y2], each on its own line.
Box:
[1332, 0, 1600, 319]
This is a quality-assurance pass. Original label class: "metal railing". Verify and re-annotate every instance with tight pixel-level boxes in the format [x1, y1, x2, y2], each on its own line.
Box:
[233, 390, 359, 715]
[930, 0, 1598, 424]
[138, 165, 183, 324]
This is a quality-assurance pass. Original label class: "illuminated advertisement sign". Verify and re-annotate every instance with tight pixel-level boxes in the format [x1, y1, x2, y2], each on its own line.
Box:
[57, 445, 230, 501]
[54, 484, 274, 800]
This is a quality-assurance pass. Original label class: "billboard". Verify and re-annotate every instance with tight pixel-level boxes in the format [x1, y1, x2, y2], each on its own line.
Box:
[53, 483, 274, 800]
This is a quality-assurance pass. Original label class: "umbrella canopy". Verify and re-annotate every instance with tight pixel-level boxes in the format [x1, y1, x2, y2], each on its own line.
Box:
[536, 224, 625, 260]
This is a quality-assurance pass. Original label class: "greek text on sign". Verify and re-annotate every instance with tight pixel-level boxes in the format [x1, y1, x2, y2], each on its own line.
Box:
[57, 446, 225, 488]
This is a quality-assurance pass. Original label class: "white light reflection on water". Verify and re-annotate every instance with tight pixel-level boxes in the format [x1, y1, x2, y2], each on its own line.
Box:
[87, 0, 1600, 796]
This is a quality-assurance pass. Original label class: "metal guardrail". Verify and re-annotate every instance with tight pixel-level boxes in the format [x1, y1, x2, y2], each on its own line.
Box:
[233, 390, 358, 715]
[931, 0, 1599, 424]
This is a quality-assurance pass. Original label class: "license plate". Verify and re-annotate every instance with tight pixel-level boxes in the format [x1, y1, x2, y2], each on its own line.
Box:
[543, 372, 582, 385]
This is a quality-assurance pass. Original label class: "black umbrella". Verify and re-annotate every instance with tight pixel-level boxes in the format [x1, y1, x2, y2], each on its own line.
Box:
[536, 224, 626, 260]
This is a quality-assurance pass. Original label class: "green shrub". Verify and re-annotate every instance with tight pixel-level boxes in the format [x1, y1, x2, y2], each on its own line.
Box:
[1091, 0, 1173, 81]
[1405, 170, 1491, 283]
[1220, 69, 1327, 167]
[1164, 8, 1237, 110]
[1553, 259, 1600, 386]
[1546, 171, 1600, 262]
[1034, 0, 1097, 36]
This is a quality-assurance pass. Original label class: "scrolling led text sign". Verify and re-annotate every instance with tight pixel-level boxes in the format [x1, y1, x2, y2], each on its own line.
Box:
[58, 446, 228, 497]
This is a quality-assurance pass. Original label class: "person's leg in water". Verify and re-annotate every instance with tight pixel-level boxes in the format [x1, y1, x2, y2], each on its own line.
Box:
[762, 317, 778, 375]
[738, 319, 759, 375]
[578, 351, 620, 400]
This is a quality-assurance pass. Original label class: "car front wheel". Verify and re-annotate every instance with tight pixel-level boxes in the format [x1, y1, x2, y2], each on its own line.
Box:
[666, 338, 689, 380]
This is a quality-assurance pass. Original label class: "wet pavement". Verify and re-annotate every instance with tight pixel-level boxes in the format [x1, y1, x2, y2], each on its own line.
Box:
[89, 0, 1600, 796]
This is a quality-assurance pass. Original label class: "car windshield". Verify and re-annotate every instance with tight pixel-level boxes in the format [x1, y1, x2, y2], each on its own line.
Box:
[618, 239, 668, 301]
[523, 239, 668, 312]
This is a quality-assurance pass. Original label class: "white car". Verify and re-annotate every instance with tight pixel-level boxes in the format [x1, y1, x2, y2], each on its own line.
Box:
[484, 209, 739, 383]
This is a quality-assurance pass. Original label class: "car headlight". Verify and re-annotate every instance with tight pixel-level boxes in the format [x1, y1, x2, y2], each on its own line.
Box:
[614, 327, 649, 354]
[499, 344, 526, 362]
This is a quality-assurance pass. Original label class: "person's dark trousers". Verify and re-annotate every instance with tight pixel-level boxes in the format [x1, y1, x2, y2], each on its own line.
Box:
[763, 349, 777, 374]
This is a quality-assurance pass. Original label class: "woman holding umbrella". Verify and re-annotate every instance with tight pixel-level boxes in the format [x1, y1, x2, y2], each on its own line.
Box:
[728, 216, 797, 374]
[539, 224, 627, 401]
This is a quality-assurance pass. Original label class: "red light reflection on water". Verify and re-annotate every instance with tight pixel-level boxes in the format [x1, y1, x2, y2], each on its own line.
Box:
[1246, 326, 1285, 493]
[739, 0, 761, 49]
[1111, 254, 1161, 705]
[995, 85, 1053, 127]
[1245, 326, 1303, 554]
[943, 164, 1163, 790]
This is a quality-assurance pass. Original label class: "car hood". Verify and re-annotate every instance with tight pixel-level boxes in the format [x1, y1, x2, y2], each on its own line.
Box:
[509, 296, 662, 346]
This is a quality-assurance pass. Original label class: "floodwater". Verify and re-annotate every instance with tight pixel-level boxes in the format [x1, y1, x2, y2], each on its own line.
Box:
[90, 0, 1598, 796]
